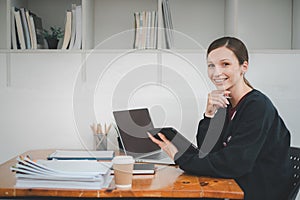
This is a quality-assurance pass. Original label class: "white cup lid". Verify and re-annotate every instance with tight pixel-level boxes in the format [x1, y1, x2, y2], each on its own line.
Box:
[112, 155, 135, 164]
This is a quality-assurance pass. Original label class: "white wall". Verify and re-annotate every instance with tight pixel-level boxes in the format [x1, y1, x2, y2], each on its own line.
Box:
[0, 50, 300, 164]
[247, 51, 300, 146]
[293, 0, 300, 49]
[0, 54, 6, 88]
[0, 1, 8, 49]
[237, 0, 292, 49]
[170, 0, 225, 49]
[0, 52, 84, 163]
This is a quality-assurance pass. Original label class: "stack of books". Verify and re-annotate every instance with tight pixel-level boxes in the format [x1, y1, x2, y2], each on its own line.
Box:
[10, 155, 112, 189]
[133, 0, 173, 49]
[61, 4, 82, 50]
[11, 7, 45, 50]
[133, 11, 158, 49]
[11, 3, 82, 50]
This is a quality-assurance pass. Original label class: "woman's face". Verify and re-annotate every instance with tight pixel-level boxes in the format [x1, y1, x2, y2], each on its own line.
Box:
[207, 46, 247, 91]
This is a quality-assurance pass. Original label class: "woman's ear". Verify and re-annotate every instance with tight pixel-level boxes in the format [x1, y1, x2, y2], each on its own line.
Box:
[241, 61, 248, 74]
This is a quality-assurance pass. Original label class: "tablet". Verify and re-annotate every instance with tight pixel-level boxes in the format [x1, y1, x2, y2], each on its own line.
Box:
[147, 127, 177, 141]
[147, 127, 199, 154]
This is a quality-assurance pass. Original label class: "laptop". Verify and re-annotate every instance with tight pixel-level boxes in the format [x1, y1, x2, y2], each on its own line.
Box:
[113, 108, 174, 165]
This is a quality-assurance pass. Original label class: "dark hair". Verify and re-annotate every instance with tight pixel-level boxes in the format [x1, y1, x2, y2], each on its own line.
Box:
[207, 36, 253, 88]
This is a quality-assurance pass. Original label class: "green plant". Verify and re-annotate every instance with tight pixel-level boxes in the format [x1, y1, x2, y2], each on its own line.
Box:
[43, 26, 64, 40]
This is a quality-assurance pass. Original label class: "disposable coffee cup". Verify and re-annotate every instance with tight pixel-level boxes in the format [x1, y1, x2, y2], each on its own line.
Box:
[112, 156, 135, 189]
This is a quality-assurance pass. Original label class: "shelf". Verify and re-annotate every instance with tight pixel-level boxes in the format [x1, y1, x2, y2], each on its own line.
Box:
[3, 48, 300, 55]
[1, 0, 300, 50]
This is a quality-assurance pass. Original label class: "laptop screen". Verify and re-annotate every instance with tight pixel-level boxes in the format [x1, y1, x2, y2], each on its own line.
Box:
[113, 108, 160, 156]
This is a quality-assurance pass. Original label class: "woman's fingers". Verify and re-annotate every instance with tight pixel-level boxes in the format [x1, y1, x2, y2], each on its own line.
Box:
[148, 132, 178, 160]
[158, 133, 169, 143]
[210, 90, 230, 108]
[212, 96, 228, 108]
[205, 90, 230, 117]
[147, 132, 162, 145]
[223, 90, 231, 98]
[148, 132, 170, 148]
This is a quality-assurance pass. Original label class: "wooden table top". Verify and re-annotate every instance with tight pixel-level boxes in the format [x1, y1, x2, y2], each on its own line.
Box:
[0, 149, 244, 199]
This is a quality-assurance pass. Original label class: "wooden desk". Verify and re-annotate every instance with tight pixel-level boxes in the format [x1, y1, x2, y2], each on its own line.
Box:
[0, 149, 244, 199]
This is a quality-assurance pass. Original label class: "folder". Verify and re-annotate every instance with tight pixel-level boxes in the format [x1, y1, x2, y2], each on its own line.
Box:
[48, 150, 114, 160]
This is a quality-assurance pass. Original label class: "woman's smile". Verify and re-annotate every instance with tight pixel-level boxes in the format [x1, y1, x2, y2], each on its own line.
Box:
[213, 77, 228, 84]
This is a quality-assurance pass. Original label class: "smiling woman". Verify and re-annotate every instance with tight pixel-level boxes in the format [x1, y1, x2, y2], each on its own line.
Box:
[205, 38, 253, 115]
[148, 36, 293, 200]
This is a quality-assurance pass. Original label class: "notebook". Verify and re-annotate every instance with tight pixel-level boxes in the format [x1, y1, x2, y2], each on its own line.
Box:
[110, 163, 155, 175]
[113, 108, 174, 165]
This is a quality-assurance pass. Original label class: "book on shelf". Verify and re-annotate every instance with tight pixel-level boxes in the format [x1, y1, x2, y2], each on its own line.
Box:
[133, 12, 140, 49]
[47, 150, 115, 160]
[151, 11, 158, 49]
[162, 0, 174, 49]
[13, 8, 26, 50]
[68, 4, 77, 49]
[72, 5, 82, 49]
[25, 9, 36, 49]
[145, 11, 151, 48]
[30, 13, 45, 49]
[61, 10, 72, 49]
[28, 15, 38, 49]
[133, 11, 158, 49]
[134, 11, 142, 49]
[11, 155, 112, 189]
[11, 7, 18, 49]
[141, 11, 146, 49]
[19, 8, 31, 49]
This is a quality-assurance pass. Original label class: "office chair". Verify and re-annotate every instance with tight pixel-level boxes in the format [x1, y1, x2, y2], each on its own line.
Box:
[289, 146, 300, 200]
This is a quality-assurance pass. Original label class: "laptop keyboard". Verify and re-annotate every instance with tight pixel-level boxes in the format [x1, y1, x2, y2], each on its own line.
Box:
[142, 152, 167, 160]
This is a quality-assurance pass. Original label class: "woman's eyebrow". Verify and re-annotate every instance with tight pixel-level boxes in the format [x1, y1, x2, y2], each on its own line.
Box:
[220, 58, 231, 62]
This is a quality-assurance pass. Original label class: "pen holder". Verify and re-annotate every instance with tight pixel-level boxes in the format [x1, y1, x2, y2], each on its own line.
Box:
[94, 134, 107, 150]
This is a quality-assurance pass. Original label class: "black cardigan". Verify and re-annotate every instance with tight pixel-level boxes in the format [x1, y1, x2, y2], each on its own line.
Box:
[174, 89, 292, 200]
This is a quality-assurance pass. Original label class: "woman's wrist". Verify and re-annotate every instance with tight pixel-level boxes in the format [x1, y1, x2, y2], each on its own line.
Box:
[204, 111, 214, 118]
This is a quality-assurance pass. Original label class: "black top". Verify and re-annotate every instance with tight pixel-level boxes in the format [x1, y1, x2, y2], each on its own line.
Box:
[174, 89, 292, 200]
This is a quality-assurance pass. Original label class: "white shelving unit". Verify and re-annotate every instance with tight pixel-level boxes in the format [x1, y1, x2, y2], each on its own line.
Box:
[1, 0, 299, 50]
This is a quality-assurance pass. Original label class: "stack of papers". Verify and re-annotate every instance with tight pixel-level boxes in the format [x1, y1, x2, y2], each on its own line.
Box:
[11, 156, 112, 189]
